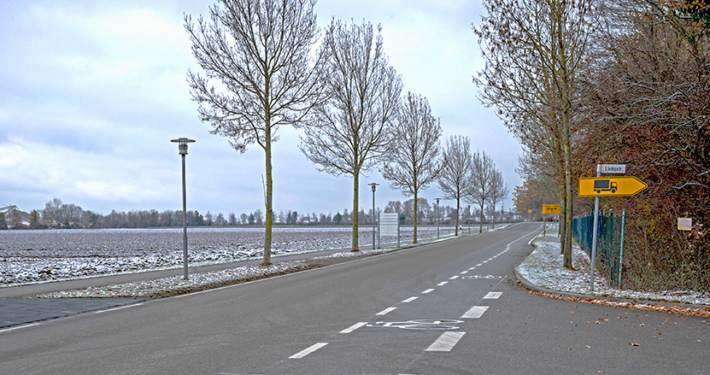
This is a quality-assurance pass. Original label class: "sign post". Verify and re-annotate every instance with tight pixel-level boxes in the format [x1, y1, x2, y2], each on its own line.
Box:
[579, 164, 646, 293]
[541, 204, 561, 235]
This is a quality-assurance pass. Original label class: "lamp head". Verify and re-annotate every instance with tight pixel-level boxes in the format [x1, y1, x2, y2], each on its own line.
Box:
[171, 137, 196, 155]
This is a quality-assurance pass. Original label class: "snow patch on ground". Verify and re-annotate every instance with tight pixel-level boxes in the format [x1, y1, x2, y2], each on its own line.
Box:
[518, 233, 710, 306]
[36, 261, 311, 298]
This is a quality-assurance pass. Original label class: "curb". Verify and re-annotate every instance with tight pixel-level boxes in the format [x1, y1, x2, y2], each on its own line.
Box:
[513, 239, 710, 313]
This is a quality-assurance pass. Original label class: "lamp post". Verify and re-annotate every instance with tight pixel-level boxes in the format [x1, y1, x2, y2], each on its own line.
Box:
[435, 197, 441, 239]
[368, 183, 379, 250]
[171, 137, 195, 280]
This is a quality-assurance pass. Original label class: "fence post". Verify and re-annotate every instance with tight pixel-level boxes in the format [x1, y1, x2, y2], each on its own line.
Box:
[619, 209, 626, 288]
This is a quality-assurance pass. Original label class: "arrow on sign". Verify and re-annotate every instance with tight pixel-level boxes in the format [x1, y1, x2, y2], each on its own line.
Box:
[578, 176, 647, 197]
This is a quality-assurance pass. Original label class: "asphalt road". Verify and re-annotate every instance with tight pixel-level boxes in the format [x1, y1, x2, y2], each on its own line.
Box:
[1, 222, 708, 374]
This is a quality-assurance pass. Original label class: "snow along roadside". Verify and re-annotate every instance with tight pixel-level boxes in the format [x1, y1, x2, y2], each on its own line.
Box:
[516, 232, 710, 307]
[31, 224, 510, 299]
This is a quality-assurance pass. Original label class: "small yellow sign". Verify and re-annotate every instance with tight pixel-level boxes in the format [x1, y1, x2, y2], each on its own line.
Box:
[578, 176, 647, 197]
[542, 204, 561, 214]
[678, 218, 692, 231]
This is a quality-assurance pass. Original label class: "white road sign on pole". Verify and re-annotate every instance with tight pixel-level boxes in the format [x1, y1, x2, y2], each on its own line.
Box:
[600, 164, 626, 174]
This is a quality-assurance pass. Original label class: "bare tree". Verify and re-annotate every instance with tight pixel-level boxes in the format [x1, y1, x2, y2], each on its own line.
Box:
[465, 150, 495, 234]
[382, 92, 442, 244]
[438, 135, 474, 236]
[300, 19, 402, 251]
[185, 0, 326, 264]
[488, 168, 509, 229]
[473, 0, 596, 268]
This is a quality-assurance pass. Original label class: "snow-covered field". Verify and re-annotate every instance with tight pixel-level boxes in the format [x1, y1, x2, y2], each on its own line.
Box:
[517, 232, 710, 306]
[0, 226, 456, 285]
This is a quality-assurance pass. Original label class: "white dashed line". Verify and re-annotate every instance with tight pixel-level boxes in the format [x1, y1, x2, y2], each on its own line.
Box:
[421, 289, 435, 294]
[426, 331, 466, 352]
[449, 275, 459, 280]
[402, 296, 418, 303]
[476, 263, 483, 267]
[460, 271, 468, 274]
[437, 281, 448, 286]
[461, 306, 489, 319]
[484, 292, 502, 299]
[376, 307, 397, 316]
[340, 322, 367, 334]
[289, 343, 328, 359]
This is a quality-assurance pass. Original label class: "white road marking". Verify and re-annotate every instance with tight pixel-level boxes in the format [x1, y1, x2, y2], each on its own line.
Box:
[289, 343, 328, 359]
[449, 275, 459, 280]
[426, 331, 466, 352]
[421, 289, 435, 294]
[476, 263, 483, 267]
[461, 306, 489, 319]
[469, 267, 476, 270]
[340, 322, 367, 334]
[484, 292, 502, 299]
[376, 307, 397, 316]
[0, 322, 40, 334]
[437, 281, 448, 286]
[93, 303, 144, 314]
[460, 271, 468, 274]
[402, 296, 418, 303]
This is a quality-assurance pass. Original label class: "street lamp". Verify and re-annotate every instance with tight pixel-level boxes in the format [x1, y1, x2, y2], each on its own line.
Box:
[369, 183, 379, 250]
[171, 137, 195, 280]
[435, 197, 441, 239]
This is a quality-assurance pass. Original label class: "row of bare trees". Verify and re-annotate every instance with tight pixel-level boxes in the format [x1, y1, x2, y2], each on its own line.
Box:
[476, 0, 709, 291]
[186, 0, 509, 264]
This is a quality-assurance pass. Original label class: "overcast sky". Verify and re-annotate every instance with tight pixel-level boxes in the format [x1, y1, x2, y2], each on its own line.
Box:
[0, 0, 523, 217]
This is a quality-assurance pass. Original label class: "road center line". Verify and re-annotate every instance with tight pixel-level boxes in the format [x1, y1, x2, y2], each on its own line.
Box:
[461, 306, 489, 319]
[460, 270, 468, 274]
[289, 343, 328, 359]
[376, 307, 397, 316]
[340, 322, 367, 334]
[449, 275, 459, 280]
[437, 281, 448, 286]
[421, 289, 435, 294]
[402, 296, 418, 303]
[426, 331, 466, 352]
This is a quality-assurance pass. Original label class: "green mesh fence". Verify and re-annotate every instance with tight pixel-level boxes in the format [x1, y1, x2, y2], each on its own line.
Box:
[572, 210, 626, 288]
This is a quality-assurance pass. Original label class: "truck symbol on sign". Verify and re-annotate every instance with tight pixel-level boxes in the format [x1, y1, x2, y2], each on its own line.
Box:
[594, 180, 617, 194]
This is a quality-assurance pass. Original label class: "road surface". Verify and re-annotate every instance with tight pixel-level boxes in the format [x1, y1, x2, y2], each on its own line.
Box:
[1, 222, 708, 374]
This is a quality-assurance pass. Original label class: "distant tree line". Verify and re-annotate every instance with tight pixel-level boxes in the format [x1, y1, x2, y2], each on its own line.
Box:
[22, 197, 515, 230]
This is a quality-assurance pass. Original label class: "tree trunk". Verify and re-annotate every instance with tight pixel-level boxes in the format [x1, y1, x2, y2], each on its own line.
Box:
[479, 203, 484, 233]
[352, 172, 360, 251]
[559, 187, 567, 255]
[491, 203, 496, 230]
[263, 125, 273, 265]
[412, 190, 418, 244]
[562, 111, 573, 269]
[455, 198, 460, 236]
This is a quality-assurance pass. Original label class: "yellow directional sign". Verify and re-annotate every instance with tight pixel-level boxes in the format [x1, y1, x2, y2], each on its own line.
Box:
[542, 204, 561, 214]
[579, 176, 647, 197]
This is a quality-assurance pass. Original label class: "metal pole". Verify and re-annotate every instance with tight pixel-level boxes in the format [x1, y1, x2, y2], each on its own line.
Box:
[435, 198, 440, 239]
[590, 164, 601, 293]
[372, 186, 376, 250]
[181, 153, 189, 280]
[619, 209, 626, 288]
